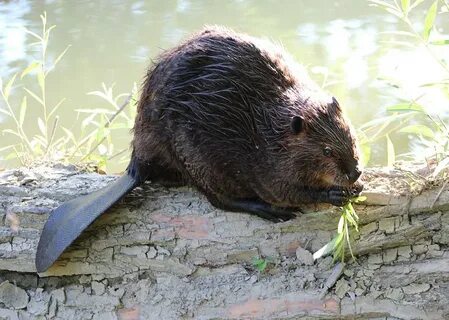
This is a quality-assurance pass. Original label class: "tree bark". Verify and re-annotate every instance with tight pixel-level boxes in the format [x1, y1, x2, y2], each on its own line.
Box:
[0, 164, 447, 319]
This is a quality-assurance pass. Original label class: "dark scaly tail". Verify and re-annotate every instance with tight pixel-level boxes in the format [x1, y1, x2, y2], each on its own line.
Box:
[35, 158, 145, 272]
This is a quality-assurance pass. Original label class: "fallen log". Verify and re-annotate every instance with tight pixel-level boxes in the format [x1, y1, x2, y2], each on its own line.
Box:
[0, 163, 447, 319]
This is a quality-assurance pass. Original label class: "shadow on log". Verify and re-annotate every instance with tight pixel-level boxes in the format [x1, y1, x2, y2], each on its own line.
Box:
[0, 164, 448, 319]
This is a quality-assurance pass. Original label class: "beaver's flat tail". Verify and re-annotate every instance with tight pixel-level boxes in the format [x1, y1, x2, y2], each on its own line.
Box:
[35, 162, 142, 273]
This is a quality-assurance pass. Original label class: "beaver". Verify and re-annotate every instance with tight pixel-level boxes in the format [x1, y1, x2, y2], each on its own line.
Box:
[36, 26, 362, 272]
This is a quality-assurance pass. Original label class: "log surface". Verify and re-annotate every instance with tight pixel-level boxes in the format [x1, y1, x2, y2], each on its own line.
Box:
[0, 164, 448, 319]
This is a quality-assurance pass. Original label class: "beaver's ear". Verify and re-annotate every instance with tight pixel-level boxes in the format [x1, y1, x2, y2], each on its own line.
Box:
[329, 97, 342, 114]
[290, 116, 304, 134]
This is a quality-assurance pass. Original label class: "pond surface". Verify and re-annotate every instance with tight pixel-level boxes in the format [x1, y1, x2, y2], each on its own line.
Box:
[1, 0, 448, 172]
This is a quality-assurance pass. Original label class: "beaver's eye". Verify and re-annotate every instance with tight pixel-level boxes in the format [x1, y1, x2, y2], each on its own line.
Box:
[323, 146, 333, 157]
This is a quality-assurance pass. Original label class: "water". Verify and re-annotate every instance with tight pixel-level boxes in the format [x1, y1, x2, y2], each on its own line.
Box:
[1, 0, 448, 172]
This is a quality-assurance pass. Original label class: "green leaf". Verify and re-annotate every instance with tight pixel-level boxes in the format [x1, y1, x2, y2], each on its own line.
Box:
[40, 12, 47, 25]
[386, 103, 424, 113]
[24, 29, 43, 41]
[74, 108, 114, 115]
[3, 73, 18, 99]
[313, 236, 337, 260]
[48, 98, 66, 119]
[337, 215, 344, 234]
[52, 45, 71, 69]
[81, 113, 97, 130]
[61, 127, 76, 144]
[379, 30, 416, 37]
[5, 151, 20, 160]
[345, 212, 358, 230]
[423, 1, 438, 41]
[430, 39, 449, 45]
[19, 96, 27, 127]
[333, 232, 344, 248]
[352, 196, 367, 203]
[420, 79, 449, 87]
[385, 7, 404, 17]
[347, 202, 359, 221]
[37, 117, 46, 136]
[2, 129, 21, 138]
[0, 145, 15, 152]
[21, 61, 40, 79]
[379, 40, 419, 48]
[401, 0, 410, 14]
[399, 124, 435, 139]
[344, 220, 356, 260]
[386, 134, 395, 167]
[24, 88, 44, 106]
[257, 260, 267, 272]
[108, 123, 130, 130]
[46, 25, 56, 38]
[252, 258, 267, 272]
[0, 107, 12, 117]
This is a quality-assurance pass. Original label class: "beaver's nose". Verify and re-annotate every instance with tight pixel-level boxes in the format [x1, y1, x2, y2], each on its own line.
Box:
[348, 166, 362, 184]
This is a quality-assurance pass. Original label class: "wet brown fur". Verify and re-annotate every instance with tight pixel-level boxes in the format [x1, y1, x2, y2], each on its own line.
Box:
[132, 26, 361, 209]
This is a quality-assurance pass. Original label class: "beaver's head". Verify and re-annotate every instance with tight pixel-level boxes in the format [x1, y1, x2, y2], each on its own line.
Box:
[288, 96, 362, 189]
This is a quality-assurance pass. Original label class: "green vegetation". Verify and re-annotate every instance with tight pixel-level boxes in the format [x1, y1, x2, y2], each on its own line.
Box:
[0, 13, 136, 172]
[333, 198, 365, 262]
[360, 0, 449, 175]
[323, 0, 449, 263]
[252, 257, 268, 273]
[313, 196, 366, 263]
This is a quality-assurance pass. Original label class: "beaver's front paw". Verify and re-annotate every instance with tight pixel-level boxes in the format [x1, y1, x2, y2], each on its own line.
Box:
[327, 187, 350, 206]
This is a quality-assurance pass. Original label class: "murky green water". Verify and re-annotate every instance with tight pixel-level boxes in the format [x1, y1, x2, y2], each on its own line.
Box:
[1, 0, 448, 172]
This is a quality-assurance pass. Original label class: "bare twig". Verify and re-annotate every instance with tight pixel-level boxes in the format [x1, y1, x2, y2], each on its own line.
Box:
[45, 116, 59, 157]
[431, 180, 448, 208]
[107, 148, 128, 161]
[78, 94, 132, 162]
[319, 262, 345, 299]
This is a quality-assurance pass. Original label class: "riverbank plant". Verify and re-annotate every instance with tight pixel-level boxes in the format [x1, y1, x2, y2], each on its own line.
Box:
[323, 0, 449, 263]
[362, 0, 449, 177]
[0, 13, 135, 172]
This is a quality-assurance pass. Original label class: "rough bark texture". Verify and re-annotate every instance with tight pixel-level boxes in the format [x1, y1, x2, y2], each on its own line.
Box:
[0, 164, 448, 319]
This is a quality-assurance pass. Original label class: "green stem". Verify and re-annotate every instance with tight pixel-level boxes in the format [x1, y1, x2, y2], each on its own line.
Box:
[41, 13, 49, 147]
